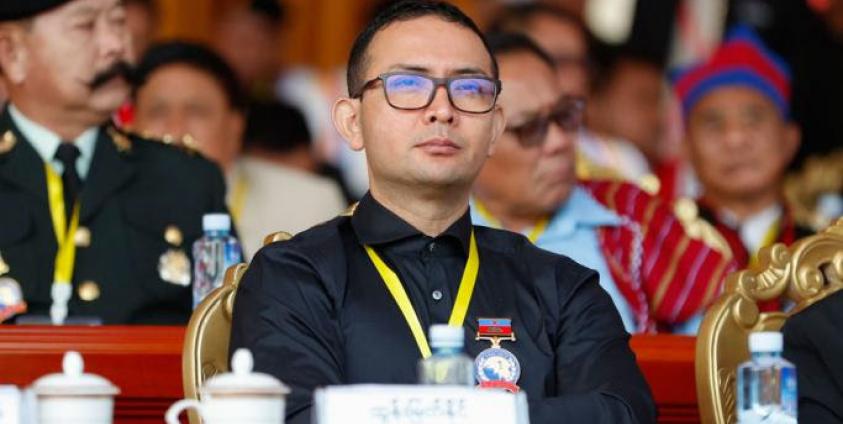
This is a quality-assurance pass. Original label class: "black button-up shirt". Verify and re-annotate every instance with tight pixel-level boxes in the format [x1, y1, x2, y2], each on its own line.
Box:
[230, 193, 655, 424]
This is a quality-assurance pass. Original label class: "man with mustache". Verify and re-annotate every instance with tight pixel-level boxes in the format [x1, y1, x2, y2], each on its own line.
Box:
[0, 0, 229, 324]
[229, 2, 655, 423]
[673, 26, 812, 272]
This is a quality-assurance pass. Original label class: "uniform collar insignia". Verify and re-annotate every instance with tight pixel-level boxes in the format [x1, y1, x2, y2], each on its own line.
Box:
[107, 126, 132, 153]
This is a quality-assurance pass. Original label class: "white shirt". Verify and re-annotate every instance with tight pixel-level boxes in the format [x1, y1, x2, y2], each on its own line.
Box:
[718, 204, 783, 255]
[8, 104, 98, 179]
[227, 156, 346, 259]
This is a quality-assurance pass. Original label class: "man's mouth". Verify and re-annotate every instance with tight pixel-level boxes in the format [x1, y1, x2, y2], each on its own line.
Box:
[416, 138, 461, 155]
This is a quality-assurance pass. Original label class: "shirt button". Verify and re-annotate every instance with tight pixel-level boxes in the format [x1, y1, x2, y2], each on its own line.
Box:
[431, 290, 443, 301]
[428, 242, 436, 252]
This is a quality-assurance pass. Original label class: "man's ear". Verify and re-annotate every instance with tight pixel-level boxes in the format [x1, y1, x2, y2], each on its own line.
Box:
[332, 96, 364, 151]
[0, 23, 29, 85]
[782, 121, 801, 166]
[487, 104, 506, 157]
[228, 110, 246, 153]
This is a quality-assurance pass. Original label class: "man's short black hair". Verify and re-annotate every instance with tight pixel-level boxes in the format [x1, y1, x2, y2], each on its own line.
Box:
[588, 39, 664, 94]
[249, 0, 285, 26]
[346, 0, 497, 97]
[133, 41, 247, 113]
[487, 3, 585, 36]
[244, 100, 311, 153]
[485, 32, 556, 71]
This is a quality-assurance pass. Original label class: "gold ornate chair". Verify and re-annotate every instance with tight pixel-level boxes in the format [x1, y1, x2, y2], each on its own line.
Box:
[695, 218, 843, 423]
[181, 231, 292, 424]
[784, 150, 843, 231]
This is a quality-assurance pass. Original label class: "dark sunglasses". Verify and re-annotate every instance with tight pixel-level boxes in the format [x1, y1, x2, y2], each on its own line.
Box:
[352, 72, 502, 113]
[506, 96, 586, 148]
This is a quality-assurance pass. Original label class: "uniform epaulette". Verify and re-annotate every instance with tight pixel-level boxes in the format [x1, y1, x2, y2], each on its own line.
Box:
[106, 126, 133, 153]
[121, 126, 200, 155]
[672, 197, 733, 259]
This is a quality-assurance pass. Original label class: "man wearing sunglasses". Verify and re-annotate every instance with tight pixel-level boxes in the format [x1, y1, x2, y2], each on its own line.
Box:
[473, 33, 735, 334]
[230, 2, 654, 424]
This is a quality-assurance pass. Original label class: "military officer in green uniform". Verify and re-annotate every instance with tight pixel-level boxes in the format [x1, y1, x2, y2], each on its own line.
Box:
[0, 0, 229, 324]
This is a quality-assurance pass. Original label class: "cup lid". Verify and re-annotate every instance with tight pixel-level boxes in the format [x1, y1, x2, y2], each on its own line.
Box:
[203, 349, 290, 396]
[30, 351, 120, 396]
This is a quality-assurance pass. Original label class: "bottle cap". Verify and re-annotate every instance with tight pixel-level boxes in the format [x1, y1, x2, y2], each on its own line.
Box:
[748, 331, 783, 353]
[203, 213, 231, 232]
[429, 324, 464, 349]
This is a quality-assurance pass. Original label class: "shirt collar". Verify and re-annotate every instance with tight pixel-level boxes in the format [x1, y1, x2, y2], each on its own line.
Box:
[351, 192, 472, 255]
[8, 103, 99, 179]
[546, 186, 622, 237]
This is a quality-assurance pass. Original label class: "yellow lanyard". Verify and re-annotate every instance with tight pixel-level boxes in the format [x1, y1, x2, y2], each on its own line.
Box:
[749, 218, 780, 267]
[473, 201, 548, 244]
[229, 175, 248, 224]
[45, 164, 80, 285]
[364, 230, 479, 359]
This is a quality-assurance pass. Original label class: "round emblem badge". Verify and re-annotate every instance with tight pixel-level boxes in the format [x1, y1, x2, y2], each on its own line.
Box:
[0, 276, 26, 322]
[474, 346, 521, 386]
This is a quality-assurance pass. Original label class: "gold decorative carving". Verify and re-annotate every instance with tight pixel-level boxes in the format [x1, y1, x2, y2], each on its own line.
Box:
[717, 368, 737, 424]
[784, 150, 843, 231]
[697, 218, 843, 424]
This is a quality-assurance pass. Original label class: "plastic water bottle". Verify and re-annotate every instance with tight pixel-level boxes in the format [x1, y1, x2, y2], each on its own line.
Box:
[192, 213, 242, 308]
[736, 331, 798, 423]
[418, 324, 474, 386]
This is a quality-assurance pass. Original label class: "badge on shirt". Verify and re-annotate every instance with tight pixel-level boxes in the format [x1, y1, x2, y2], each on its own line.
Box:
[474, 318, 521, 393]
[0, 276, 26, 323]
[158, 249, 191, 287]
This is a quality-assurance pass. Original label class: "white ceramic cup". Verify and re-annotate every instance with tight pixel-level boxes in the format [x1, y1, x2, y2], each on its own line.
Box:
[37, 395, 115, 424]
[165, 349, 288, 424]
[165, 394, 284, 424]
[29, 352, 119, 424]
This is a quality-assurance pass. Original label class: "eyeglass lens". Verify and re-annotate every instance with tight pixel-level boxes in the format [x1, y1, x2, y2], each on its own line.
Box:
[383, 74, 497, 113]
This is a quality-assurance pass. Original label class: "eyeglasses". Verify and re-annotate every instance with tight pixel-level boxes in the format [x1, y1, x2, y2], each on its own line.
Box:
[506, 96, 586, 148]
[352, 72, 502, 113]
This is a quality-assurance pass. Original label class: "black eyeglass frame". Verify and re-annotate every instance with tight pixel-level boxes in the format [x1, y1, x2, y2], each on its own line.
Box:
[351, 72, 503, 114]
[505, 95, 587, 148]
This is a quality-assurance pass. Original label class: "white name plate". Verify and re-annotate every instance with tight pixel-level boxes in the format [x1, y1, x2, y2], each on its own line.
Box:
[0, 386, 21, 424]
[314, 385, 529, 424]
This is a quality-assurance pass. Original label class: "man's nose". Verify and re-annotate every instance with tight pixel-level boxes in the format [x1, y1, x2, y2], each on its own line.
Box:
[424, 86, 456, 124]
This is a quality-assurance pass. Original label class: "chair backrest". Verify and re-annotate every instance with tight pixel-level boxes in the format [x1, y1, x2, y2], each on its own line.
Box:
[181, 231, 292, 424]
[695, 218, 843, 424]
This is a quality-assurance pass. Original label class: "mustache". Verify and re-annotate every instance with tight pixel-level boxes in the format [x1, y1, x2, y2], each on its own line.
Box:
[88, 61, 134, 89]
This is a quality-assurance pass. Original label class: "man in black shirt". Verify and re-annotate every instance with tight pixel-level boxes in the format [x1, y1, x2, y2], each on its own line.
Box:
[229, 2, 656, 423]
[783, 289, 843, 423]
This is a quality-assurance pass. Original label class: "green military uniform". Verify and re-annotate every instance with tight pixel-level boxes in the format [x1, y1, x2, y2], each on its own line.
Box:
[0, 107, 229, 324]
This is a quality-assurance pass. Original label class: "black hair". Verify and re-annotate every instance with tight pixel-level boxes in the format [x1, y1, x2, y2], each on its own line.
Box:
[487, 3, 585, 36]
[133, 41, 247, 112]
[346, 0, 497, 97]
[244, 100, 311, 153]
[588, 39, 664, 94]
[485, 31, 556, 70]
[248, 0, 285, 26]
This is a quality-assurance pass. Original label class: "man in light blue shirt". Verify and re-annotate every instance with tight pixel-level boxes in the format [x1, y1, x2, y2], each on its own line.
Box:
[473, 33, 733, 334]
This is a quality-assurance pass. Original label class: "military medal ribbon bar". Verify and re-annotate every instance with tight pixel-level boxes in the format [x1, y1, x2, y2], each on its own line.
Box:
[477, 318, 513, 338]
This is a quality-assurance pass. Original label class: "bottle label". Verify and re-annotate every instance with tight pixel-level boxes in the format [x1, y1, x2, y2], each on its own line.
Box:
[781, 367, 797, 417]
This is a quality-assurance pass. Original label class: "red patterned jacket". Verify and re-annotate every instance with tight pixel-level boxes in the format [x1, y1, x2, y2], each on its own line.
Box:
[581, 180, 737, 332]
